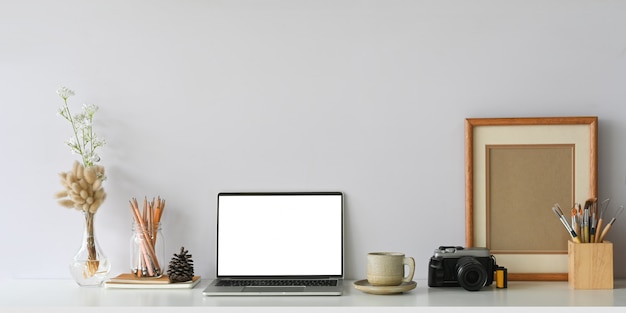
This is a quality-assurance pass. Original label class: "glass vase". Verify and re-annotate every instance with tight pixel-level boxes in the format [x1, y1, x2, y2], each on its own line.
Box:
[69, 211, 111, 287]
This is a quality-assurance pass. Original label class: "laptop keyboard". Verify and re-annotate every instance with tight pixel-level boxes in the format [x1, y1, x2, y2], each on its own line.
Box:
[217, 279, 338, 287]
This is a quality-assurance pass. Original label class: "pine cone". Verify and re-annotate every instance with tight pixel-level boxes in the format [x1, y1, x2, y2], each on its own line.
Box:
[167, 246, 195, 283]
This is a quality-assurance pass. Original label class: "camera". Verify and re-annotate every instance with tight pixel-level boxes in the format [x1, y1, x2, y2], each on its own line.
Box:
[428, 246, 505, 291]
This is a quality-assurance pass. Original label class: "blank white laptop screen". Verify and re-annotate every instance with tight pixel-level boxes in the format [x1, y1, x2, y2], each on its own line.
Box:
[217, 193, 343, 277]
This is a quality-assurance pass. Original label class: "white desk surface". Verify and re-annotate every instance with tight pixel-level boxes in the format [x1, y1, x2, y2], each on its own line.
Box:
[1, 278, 625, 311]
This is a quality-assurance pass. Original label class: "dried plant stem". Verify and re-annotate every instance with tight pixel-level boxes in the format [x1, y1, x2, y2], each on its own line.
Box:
[83, 211, 100, 278]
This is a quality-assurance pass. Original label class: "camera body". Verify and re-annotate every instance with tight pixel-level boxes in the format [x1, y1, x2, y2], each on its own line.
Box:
[428, 246, 496, 291]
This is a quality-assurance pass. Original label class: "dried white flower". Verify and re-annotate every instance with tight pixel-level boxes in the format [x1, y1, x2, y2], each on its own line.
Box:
[56, 86, 75, 100]
[83, 103, 99, 116]
[56, 87, 105, 168]
[56, 88, 108, 219]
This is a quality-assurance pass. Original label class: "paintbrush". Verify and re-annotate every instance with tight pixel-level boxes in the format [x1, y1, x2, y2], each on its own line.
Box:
[552, 203, 581, 243]
[594, 198, 610, 243]
[597, 205, 624, 243]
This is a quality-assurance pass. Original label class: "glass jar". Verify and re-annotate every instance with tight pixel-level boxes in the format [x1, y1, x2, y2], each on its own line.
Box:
[130, 221, 164, 278]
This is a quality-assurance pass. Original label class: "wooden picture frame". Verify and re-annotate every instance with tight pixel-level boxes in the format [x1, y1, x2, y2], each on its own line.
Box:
[465, 116, 598, 281]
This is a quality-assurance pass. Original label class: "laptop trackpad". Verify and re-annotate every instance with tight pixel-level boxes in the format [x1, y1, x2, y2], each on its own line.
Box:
[243, 286, 305, 293]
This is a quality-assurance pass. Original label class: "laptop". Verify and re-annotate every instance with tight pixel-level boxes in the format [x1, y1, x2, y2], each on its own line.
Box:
[202, 192, 345, 296]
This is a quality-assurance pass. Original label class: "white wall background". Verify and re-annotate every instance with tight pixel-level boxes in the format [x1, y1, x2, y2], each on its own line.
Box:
[1, 0, 626, 281]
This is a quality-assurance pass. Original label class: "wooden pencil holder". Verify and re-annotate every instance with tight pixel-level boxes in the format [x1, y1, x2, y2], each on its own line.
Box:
[567, 240, 613, 289]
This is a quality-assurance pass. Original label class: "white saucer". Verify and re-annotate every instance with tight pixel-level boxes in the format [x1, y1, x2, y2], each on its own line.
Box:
[353, 279, 417, 295]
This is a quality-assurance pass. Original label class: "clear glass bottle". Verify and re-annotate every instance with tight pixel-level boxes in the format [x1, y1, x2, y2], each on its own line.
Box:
[69, 211, 111, 286]
[130, 221, 164, 278]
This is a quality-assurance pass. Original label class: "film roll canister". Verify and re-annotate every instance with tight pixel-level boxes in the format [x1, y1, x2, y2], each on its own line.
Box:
[495, 267, 508, 289]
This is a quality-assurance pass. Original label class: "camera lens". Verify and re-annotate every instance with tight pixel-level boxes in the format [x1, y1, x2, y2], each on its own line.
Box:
[456, 256, 488, 291]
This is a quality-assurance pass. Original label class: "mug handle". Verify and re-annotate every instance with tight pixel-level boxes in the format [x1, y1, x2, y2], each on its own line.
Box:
[402, 257, 416, 283]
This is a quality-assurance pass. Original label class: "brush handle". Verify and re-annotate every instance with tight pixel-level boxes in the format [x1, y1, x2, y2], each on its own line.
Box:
[594, 218, 604, 243]
[597, 221, 613, 243]
[559, 216, 581, 243]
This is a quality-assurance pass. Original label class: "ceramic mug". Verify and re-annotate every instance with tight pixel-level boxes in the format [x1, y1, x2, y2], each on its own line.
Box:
[367, 252, 416, 286]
